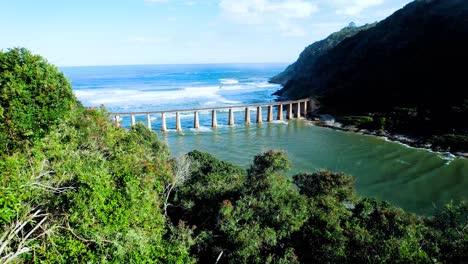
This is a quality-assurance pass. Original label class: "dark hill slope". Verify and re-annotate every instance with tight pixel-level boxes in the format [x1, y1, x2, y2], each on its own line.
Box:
[270, 23, 376, 85]
[274, 0, 468, 149]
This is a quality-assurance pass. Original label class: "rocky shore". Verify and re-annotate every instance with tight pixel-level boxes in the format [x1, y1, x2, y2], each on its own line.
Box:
[308, 114, 468, 159]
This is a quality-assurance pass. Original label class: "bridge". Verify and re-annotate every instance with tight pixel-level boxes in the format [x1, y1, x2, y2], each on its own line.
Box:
[110, 98, 312, 132]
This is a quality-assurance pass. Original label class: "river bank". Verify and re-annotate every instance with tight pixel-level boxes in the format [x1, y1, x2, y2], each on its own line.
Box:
[308, 114, 468, 159]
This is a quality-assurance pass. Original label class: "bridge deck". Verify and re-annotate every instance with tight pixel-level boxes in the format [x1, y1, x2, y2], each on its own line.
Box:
[109, 98, 311, 132]
[109, 99, 310, 115]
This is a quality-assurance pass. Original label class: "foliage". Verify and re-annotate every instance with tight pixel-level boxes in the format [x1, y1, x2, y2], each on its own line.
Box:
[0, 107, 192, 263]
[423, 201, 468, 263]
[270, 23, 376, 86]
[336, 115, 388, 130]
[169, 150, 246, 229]
[219, 151, 308, 263]
[0, 47, 77, 153]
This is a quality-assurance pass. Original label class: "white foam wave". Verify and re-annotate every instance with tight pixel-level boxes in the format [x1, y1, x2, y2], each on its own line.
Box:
[189, 126, 212, 132]
[74, 79, 281, 112]
[272, 120, 288, 125]
[219, 98, 242, 104]
[219, 85, 245, 91]
[220, 78, 239, 85]
[74, 86, 222, 106]
[439, 152, 456, 165]
[218, 82, 279, 91]
[252, 81, 280, 88]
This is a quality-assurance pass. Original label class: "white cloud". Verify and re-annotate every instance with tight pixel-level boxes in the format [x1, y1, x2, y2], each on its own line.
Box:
[332, 0, 385, 16]
[219, 0, 318, 36]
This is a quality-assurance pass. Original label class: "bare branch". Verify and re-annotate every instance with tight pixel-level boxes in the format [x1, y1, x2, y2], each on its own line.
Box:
[164, 154, 192, 216]
[36, 171, 55, 179]
[0, 209, 49, 264]
[215, 250, 224, 264]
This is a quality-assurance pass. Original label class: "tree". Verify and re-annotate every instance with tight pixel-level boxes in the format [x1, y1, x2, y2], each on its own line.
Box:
[0, 47, 76, 152]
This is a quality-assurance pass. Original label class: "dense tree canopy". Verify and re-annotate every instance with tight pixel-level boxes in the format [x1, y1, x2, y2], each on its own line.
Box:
[0, 47, 76, 153]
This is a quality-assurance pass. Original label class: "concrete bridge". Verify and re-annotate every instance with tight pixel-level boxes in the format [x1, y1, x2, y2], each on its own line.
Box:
[110, 98, 311, 132]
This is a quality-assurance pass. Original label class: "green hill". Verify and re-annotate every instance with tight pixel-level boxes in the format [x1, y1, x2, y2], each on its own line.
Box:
[273, 0, 468, 151]
[270, 22, 375, 85]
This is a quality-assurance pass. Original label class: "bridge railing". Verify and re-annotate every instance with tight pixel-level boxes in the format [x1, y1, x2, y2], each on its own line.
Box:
[109, 98, 311, 132]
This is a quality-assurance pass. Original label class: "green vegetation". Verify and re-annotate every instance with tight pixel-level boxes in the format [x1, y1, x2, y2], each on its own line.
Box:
[336, 115, 385, 130]
[1, 49, 466, 262]
[0, 107, 194, 262]
[273, 0, 468, 152]
[270, 22, 375, 86]
[0, 48, 76, 153]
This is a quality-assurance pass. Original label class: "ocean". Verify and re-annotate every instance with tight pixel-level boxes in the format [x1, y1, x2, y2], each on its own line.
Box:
[63, 63, 284, 113]
[61, 64, 468, 215]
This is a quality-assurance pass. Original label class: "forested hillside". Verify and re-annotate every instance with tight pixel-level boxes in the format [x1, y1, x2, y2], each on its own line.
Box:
[270, 22, 375, 85]
[273, 0, 468, 152]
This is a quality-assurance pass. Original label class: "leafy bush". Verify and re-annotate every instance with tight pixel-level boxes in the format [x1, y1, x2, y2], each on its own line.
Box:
[0, 47, 76, 153]
[219, 151, 308, 263]
[337, 116, 374, 128]
[423, 201, 468, 263]
[0, 108, 192, 263]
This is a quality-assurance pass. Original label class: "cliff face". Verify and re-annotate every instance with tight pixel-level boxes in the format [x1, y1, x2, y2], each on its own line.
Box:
[273, 0, 468, 150]
[270, 23, 375, 86]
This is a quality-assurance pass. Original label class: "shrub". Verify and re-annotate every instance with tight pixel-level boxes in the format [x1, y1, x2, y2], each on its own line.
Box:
[0, 47, 76, 152]
[1, 108, 193, 263]
[423, 201, 468, 263]
[337, 116, 374, 129]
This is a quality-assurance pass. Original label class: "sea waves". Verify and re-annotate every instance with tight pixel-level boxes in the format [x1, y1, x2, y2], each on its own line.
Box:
[73, 78, 281, 112]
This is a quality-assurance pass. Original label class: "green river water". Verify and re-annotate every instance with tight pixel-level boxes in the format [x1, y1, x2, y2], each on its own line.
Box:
[161, 119, 468, 215]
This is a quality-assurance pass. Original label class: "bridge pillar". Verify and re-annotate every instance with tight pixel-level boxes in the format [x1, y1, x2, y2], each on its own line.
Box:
[161, 113, 167, 132]
[267, 105, 273, 122]
[229, 109, 234, 126]
[114, 115, 121, 127]
[146, 114, 152, 130]
[176, 112, 182, 131]
[245, 107, 250, 124]
[257, 106, 262, 123]
[277, 105, 283, 121]
[211, 110, 217, 128]
[287, 104, 293, 120]
[297, 102, 301, 118]
[194, 111, 199, 128]
[303, 100, 308, 116]
[131, 114, 136, 126]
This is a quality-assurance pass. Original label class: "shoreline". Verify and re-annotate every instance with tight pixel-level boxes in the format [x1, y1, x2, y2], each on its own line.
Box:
[307, 115, 468, 159]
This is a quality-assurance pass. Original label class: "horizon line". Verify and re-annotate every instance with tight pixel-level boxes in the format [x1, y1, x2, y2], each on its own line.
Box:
[58, 61, 291, 68]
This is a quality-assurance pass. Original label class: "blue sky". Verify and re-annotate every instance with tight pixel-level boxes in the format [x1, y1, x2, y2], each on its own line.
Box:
[1, 0, 413, 66]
